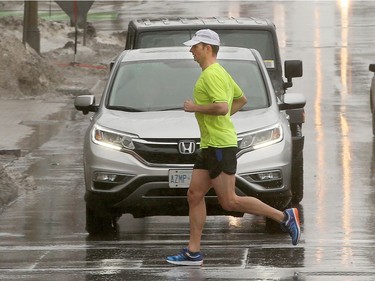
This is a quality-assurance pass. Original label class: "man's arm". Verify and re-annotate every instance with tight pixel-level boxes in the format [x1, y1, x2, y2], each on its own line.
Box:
[184, 100, 228, 115]
[231, 95, 247, 115]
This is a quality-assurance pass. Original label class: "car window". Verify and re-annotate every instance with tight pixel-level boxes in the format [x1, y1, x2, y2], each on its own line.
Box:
[137, 30, 276, 68]
[107, 59, 269, 112]
[108, 60, 200, 111]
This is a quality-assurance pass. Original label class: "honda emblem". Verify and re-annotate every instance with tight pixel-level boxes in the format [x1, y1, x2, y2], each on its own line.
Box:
[178, 141, 196, 154]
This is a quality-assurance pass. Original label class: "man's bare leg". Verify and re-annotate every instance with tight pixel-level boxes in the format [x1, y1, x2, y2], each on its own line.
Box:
[187, 169, 212, 252]
[212, 172, 285, 222]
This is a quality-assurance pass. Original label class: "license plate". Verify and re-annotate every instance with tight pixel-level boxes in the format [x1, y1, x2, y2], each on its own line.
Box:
[168, 169, 192, 188]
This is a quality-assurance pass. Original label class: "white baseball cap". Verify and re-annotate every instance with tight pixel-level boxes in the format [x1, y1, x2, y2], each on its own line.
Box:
[183, 29, 220, 46]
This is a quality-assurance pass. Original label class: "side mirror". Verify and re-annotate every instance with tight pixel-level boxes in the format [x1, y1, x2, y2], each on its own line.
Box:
[369, 64, 375, 72]
[74, 95, 98, 115]
[284, 60, 303, 90]
[279, 93, 306, 111]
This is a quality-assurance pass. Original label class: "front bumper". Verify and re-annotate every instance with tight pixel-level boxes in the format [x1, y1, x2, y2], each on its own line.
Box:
[84, 136, 292, 217]
[85, 174, 292, 218]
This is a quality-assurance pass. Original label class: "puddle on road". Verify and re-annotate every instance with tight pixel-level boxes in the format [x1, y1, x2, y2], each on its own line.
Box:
[21, 102, 89, 181]
[17, 103, 79, 154]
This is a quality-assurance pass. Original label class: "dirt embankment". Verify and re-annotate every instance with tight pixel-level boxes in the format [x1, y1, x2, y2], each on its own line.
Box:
[0, 17, 63, 97]
[0, 16, 125, 98]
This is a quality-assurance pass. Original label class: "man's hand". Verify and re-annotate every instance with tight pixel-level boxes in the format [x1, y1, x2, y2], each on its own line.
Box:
[231, 95, 247, 115]
[184, 99, 196, 112]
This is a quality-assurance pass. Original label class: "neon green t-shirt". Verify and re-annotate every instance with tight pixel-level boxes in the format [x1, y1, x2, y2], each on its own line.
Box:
[193, 63, 244, 149]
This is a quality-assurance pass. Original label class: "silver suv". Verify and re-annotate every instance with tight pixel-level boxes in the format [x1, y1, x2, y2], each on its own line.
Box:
[75, 46, 305, 235]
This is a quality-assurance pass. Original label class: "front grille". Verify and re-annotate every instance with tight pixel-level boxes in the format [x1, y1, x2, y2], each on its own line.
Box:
[132, 138, 200, 165]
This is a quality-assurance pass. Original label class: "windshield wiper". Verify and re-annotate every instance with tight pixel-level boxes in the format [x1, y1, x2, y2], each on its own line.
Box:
[158, 106, 184, 111]
[107, 105, 144, 112]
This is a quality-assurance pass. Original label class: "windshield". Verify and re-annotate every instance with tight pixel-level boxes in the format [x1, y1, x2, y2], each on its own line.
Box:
[107, 59, 269, 112]
[138, 30, 276, 68]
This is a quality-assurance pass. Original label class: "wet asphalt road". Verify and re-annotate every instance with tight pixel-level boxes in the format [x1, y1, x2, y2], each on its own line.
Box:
[1, 1, 375, 280]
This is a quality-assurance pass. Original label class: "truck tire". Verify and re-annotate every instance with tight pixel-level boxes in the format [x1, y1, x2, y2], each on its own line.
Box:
[371, 93, 375, 135]
[290, 124, 304, 204]
[291, 149, 304, 204]
[265, 217, 283, 233]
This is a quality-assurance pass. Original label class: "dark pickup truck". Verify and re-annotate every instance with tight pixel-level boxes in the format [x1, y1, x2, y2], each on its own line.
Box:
[124, 17, 305, 204]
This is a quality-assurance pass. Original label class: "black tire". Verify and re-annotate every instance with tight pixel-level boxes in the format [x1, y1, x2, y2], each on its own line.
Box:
[290, 124, 304, 204]
[86, 206, 118, 235]
[265, 217, 284, 233]
[291, 149, 304, 204]
[370, 91, 373, 114]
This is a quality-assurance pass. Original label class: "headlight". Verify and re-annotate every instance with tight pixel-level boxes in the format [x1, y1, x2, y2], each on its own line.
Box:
[91, 125, 137, 150]
[238, 124, 283, 150]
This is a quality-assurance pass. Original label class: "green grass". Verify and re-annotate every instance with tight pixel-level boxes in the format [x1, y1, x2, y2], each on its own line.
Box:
[0, 11, 23, 17]
[0, 10, 118, 21]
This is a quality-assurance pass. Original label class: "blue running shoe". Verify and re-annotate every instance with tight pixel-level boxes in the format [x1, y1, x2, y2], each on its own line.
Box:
[166, 248, 203, 266]
[281, 208, 301, 245]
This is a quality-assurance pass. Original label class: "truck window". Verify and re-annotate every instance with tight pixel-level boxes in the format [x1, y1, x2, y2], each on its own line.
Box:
[217, 30, 276, 68]
[138, 31, 193, 48]
[137, 29, 276, 69]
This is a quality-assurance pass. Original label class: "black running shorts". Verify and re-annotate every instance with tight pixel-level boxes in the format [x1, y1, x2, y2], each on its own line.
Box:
[194, 147, 238, 179]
